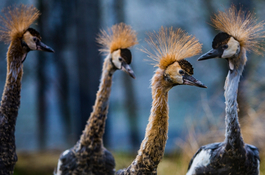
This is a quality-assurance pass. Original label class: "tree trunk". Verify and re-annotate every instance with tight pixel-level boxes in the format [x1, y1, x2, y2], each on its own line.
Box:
[51, 0, 74, 146]
[112, 0, 140, 151]
[36, 0, 49, 150]
[74, 1, 102, 137]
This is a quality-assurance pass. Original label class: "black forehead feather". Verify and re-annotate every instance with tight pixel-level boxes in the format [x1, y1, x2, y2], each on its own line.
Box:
[120, 48, 132, 64]
[212, 32, 231, 49]
[26, 28, 41, 39]
[178, 59, 193, 75]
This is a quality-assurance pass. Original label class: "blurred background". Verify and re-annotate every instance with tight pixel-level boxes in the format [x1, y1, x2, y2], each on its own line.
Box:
[0, 0, 265, 174]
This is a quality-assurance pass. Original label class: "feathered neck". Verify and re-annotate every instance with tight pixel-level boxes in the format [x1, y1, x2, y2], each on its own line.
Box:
[0, 39, 27, 118]
[0, 38, 28, 175]
[127, 69, 171, 173]
[79, 54, 115, 146]
[224, 48, 246, 155]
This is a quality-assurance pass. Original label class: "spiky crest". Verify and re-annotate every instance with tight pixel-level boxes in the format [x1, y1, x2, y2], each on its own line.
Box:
[96, 23, 138, 54]
[0, 4, 40, 44]
[212, 5, 265, 55]
[142, 27, 202, 70]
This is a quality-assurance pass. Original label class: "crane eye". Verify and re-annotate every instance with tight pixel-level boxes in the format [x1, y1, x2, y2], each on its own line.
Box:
[179, 70, 184, 75]
[223, 44, 228, 49]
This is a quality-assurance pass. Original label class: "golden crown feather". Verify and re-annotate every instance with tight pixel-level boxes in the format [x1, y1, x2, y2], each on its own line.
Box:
[212, 5, 265, 55]
[142, 26, 202, 69]
[0, 4, 40, 44]
[97, 23, 138, 53]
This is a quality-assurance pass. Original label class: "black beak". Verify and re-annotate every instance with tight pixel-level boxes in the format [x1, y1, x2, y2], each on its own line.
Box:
[183, 74, 207, 88]
[121, 61, 135, 79]
[36, 40, 55, 53]
[197, 48, 222, 61]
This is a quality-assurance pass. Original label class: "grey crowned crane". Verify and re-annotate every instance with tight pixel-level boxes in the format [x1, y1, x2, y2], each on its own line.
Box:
[0, 5, 54, 175]
[116, 27, 206, 175]
[187, 6, 265, 175]
[55, 23, 137, 175]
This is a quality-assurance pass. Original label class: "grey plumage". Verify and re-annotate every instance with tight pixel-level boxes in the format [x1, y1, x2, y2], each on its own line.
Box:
[187, 6, 265, 174]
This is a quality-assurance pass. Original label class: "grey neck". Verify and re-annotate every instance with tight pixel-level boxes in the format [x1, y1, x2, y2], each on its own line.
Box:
[224, 50, 246, 155]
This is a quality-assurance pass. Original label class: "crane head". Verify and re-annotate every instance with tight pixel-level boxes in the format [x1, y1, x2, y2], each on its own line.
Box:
[22, 28, 54, 53]
[111, 48, 135, 79]
[197, 32, 240, 70]
[163, 59, 206, 88]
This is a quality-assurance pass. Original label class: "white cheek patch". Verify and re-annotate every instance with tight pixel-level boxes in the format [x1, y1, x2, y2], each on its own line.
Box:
[173, 75, 184, 85]
[221, 37, 240, 59]
[23, 31, 36, 50]
[186, 149, 211, 175]
[111, 49, 122, 69]
[112, 58, 121, 69]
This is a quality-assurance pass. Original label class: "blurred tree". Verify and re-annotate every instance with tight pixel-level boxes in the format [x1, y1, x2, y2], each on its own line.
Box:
[37, 0, 76, 149]
[112, 0, 140, 151]
[202, 0, 228, 126]
[74, 1, 102, 138]
[50, 0, 74, 146]
[37, 0, 50, 149]
[0, 2, 9, 83]
[231, 0, 252, 11]
[3, 0, 16, 7]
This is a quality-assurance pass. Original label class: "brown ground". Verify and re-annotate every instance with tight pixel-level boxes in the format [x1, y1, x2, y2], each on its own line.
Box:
[13, 151, 265, 175]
